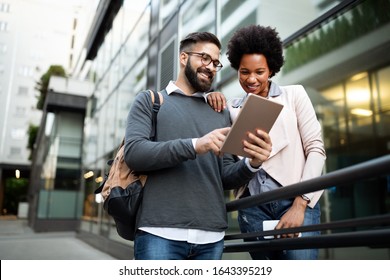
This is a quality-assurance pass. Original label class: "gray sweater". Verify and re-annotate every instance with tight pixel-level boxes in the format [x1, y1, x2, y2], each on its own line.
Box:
[124, 89, 255, 232]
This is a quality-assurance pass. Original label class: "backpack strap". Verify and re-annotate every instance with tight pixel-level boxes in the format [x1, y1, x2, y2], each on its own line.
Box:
[150, 90, 161, 114]
[94, 90, 163, 194]
[148, 90, 163, 141]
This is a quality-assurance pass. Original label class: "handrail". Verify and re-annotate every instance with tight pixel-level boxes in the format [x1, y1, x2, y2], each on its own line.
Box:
[224, 229, 390, 253]
[224, 154, 390, 255]
[226, 154, 390, 212]
[225, 214, 390, 240]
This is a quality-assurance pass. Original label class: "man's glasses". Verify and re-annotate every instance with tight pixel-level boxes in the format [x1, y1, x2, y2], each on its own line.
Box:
[185, 51, 223, 71]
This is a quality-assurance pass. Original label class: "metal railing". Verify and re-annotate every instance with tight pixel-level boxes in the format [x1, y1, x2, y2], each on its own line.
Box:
[224, 154, 390, 254]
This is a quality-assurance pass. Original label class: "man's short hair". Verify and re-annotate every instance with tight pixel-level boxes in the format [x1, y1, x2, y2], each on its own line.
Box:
[179, 32, 221, 52]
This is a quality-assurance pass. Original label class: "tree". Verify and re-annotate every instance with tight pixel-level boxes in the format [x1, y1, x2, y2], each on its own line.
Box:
[35, 65, 66, 110]
[29, 65, 66, 160]
[27, 124, 39, 160]
[3, 178, 29, 215]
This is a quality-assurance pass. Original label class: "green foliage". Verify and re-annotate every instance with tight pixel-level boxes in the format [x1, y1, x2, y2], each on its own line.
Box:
[3, 178, 29, 215]
[283, 0, 390, 73]
[27, 124, 39, 160]
[136, 68, 145, 82]
[35, 65, 66, 110]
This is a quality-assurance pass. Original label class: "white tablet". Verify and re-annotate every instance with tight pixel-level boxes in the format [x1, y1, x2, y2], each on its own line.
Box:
[221, 94, 283, 157]
[263, 220, 302, 239]
[263, 220, 280, 239]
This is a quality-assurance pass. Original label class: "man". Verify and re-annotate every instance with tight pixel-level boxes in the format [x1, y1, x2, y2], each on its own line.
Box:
[124, 31, 272, 260]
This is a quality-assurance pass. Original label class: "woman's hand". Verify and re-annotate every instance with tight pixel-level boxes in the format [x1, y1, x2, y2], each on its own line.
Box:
[206, 91, 227, 112]
[274, 198, 307, 238]
[244, 129, 272, 168]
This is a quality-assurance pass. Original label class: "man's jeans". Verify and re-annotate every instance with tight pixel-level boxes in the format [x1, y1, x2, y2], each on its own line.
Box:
[134, 231, 224, 260]
[238, 198, 321, 260]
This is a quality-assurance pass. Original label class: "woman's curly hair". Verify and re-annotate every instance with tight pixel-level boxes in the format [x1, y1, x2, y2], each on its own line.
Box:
[226, 25, 284, 77]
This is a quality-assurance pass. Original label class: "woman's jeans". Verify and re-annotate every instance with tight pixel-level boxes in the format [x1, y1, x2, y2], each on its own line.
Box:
[134, 231, 224, 260]
[238, 198, 321, 260]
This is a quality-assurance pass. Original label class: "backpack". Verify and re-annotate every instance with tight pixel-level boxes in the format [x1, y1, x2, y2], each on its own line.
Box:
[94, 90, 163, 240]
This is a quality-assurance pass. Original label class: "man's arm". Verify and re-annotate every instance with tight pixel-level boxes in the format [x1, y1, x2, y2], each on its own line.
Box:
[124, 92, 196, 172]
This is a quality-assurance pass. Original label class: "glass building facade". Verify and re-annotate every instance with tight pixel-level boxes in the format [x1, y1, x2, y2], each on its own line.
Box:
[77, 0, 390, 259]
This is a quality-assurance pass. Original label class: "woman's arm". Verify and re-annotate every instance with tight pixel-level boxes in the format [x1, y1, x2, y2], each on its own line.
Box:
[206, 91, 227, 112]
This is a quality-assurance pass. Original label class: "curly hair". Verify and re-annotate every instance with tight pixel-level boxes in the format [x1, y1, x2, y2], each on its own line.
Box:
[226, 25, 284, 77]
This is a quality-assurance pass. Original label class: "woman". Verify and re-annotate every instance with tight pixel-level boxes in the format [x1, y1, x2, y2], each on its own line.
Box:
[209, 25, 326, 260]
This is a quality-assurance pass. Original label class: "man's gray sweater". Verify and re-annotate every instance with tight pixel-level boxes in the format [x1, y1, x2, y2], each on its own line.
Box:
[124, 90, 255, 232]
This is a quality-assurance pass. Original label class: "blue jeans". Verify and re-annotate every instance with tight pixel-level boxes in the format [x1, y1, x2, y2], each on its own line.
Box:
[134, 231, 224, 260]
[238, 198, 321, 260]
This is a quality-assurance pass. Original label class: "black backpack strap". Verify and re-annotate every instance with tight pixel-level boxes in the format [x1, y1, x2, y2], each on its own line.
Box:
[151, 90, 161, 114]
[149, 90, 162, 141]
[95, 90, 162, 195]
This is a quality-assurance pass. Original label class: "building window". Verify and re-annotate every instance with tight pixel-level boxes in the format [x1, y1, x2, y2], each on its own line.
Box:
[159, 38, 175, 90]
[29, 49, 44, 61]
[11, 128, 25, 140]
[14, 106, 26, 117]
[345, 72, 372, 144]
[10, 147, 21, 157]
[320, 65, 390, 168]
[0, 3, 10, 13]
[160, 0, 179, 27]
[0, 43, 6, 54]
[373, 66, 390, 138]
[17, 86, 28, 96]
[375, 66, 390, 115]
[180, 0, 215, 36]
[0, 21, 8, 32]
[18, 66, 34, 77]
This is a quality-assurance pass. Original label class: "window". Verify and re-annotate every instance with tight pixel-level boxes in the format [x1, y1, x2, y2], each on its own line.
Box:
[376, 66, 390, 113]
[11, 128, 25, 140]
[14, 106, 26, 117]
[0, 43, 6, 54]
[159, 38, 175, 90]
[18, 86, 28, 96]
[10, 147, 21, 157]
[0, 3, 10, 13]
[160, 0, 179, 27]
[0, 21, 8, 32]
[29, 50, 44, 61]
[180, 0, 215, 36]
[18, 66, 34, 77]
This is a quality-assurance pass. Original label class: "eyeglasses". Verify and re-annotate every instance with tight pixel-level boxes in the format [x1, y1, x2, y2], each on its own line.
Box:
[184, 51, 223, 71]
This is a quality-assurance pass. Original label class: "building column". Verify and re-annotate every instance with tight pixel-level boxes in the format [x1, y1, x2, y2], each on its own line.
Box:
[0, 168, 4, 215]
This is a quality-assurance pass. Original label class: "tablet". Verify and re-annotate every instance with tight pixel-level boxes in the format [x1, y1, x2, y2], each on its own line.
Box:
[221, 93, 283, 157]
[263, 220, 280, 239]
[263, 220, 302, 239]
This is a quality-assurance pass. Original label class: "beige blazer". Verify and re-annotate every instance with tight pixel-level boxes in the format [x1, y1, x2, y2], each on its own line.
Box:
[228, 85, 326, 208]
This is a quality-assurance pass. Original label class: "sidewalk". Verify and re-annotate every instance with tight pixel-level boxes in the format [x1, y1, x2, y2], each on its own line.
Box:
[0, 216, 117, 260]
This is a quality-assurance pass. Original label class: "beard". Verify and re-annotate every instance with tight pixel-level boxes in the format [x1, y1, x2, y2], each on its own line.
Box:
[185, 60, 214, 92]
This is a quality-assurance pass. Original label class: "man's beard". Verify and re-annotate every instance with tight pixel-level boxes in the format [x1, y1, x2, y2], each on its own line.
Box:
[185, 60, 214, 92]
